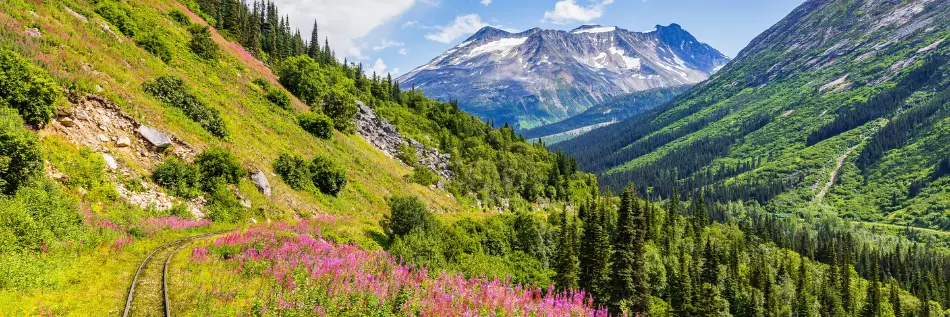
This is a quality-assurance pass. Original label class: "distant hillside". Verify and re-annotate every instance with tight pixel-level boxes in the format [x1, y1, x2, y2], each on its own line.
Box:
[558, 0, 950, 230]
[523, 86, 689, 144]
[398, 24, 729, 130]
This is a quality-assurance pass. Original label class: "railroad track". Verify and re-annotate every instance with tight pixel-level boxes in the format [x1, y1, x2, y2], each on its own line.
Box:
[122, 231, 230, 317]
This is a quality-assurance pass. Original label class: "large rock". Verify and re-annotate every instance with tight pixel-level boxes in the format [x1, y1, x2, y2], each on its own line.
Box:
[250, 170, 271, 197]
[354, 100, 454, 184]
[138, 125, 172, 149]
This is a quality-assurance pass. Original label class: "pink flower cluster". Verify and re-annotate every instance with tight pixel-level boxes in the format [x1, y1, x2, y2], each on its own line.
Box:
[141, 216, 212, 234]
[194, 221, 609, 316]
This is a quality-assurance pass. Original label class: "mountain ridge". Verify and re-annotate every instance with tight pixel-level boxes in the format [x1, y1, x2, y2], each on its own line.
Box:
[398, 23, 730, 130]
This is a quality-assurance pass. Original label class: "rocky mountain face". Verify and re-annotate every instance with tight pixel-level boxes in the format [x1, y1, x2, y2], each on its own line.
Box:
[557, 0, 950, 229]
[398, 24, 730, 130]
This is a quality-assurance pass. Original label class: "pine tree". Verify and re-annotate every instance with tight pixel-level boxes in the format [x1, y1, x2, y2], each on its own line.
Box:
[888, 279, 902, 317]
[554, 212, 579, 292]
[701, 239, 718, 285]
[665, 187, 679, 250]
[860, 254, 881, 317]
[795, 256, 811, 317]
[692, 191, 708, 232]
[671, 248, 693, 317]
[580, 200, 611, 306]
[609, 185, 651, 316]
[308, 21, 320, 58]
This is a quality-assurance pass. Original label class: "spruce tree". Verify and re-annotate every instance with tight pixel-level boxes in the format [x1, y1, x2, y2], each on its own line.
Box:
[888, 279, 901, 317]
[308, 21, 320, 58]
[609, 185, 651, 316]
[665, 187, 679, 250]
[795, 256, 811, 317]
[580, 200, 611, 306]
[554, 212, 579, 292]
[860, 254, 881, 317]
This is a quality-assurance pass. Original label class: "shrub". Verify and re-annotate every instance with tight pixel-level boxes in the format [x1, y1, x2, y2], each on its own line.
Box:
[297, 112, 333, 139]
[0, 49, 62, 127]
[142, 76, 228, 138]
[273, 153, 313, 191]
[405, 167, 440, 186]
[266, 89, 292, 110]
[94, 1, 137, 37]
[383, 195, 436, 237]
[135, 33, 172, 63]
[324, 88, 357, 133]
[252, 78, 271, 91]
[168, 9, 190, 26]
[278, 55, 326, 105]
[396, 143, 418, 166]
[195, 148, 245, 189]
[152, 157, 200, 198]
[0, 108, 43, 195]
[204, 180, 245, 223]
[0, 179, 82, 253]
[188, 25, 218, 60]
[310, 156, 347, 196]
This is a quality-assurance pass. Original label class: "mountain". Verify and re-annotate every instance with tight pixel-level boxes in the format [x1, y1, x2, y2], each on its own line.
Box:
[523, 86, 689, 144]
[397, 24, 730, 130]
[558, 0, 950, 230]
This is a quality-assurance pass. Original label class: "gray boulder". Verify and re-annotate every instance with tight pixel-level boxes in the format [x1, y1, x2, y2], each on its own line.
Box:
[251, 170, 272, 197]
[138, 125, 172, 149]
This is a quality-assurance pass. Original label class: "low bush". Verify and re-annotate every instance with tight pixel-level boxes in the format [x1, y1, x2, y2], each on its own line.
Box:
[188, 25, 218, 60]
[169, 9, 190, 26]
[0, 49, 62, 127]
[405, 167, 440, 186]
[297, 112, 333, 139]
[195, 148, 245, 189]
[0, 179, 82, 253]
[94, 1, 137, 37]
[142, 76, 228, 138]
[273, 153, 313, 191]
[395, 144, 417, 166]
[0, 108, 43, 195]
[310, 156, 347, 196]
[135, 33, 173, 63]
[266, 89, 292, 110]
[152, 157, 201, 198]
[204, 180, 245, 223]
[252, 78, 271, 91]
[382, 195, 436, 237]
[41, 137, 118, 202]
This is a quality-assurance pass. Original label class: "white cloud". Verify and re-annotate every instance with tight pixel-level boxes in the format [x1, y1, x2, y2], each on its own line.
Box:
[403, 20, 418, 28]
[541, 0, 614, 25]
[425, 14, 514, 44]
[399, 48, 409, 55]
[372, 38, 404, 51]
[273, 0, 416, 60]
[391, 67, 402, 75]
[367, 58, 388, 76]
[480, 0, 492, 5]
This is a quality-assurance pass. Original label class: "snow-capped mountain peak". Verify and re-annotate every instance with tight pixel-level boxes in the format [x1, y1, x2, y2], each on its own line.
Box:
[398, 24, 730, 130]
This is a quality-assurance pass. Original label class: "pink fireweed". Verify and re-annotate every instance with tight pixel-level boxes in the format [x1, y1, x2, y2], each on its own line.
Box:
[141, 216, 212, 234]
[191, 221, 609, 316]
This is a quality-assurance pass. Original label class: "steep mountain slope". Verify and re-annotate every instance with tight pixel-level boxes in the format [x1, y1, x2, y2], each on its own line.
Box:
[523, 86, 689, 144]
[398, 24, 729, 130]
[558, 0, 950, 229]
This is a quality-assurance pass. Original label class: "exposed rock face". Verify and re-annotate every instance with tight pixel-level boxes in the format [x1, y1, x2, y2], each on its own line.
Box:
[354, 100, 455, 183]
[250, 169, 272, 197]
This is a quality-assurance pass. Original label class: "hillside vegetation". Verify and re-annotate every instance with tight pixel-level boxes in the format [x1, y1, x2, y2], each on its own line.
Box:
[558, 0, 950, 230]
[0, 0, 948, 316]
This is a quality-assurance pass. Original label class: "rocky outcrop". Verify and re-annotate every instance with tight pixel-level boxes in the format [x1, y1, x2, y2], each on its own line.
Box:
[354, 101, 454, 184]
[250, 169, 272, 197]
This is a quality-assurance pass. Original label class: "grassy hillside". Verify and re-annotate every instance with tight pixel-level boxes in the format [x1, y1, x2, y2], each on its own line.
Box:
[0, 0, 596, 314]
[558, 0, 950, 230]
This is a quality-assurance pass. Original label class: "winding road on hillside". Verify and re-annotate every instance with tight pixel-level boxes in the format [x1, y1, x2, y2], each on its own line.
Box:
[123, 232, 228, 317]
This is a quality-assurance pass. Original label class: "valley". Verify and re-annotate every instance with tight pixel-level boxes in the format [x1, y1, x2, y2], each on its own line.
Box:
[0, 0, 948, 316]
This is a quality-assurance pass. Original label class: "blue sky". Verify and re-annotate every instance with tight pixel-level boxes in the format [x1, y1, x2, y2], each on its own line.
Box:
[275, 0, 804, 77]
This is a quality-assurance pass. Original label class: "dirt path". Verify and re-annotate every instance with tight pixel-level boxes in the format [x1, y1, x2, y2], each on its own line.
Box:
[815, 144, 860, 203]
